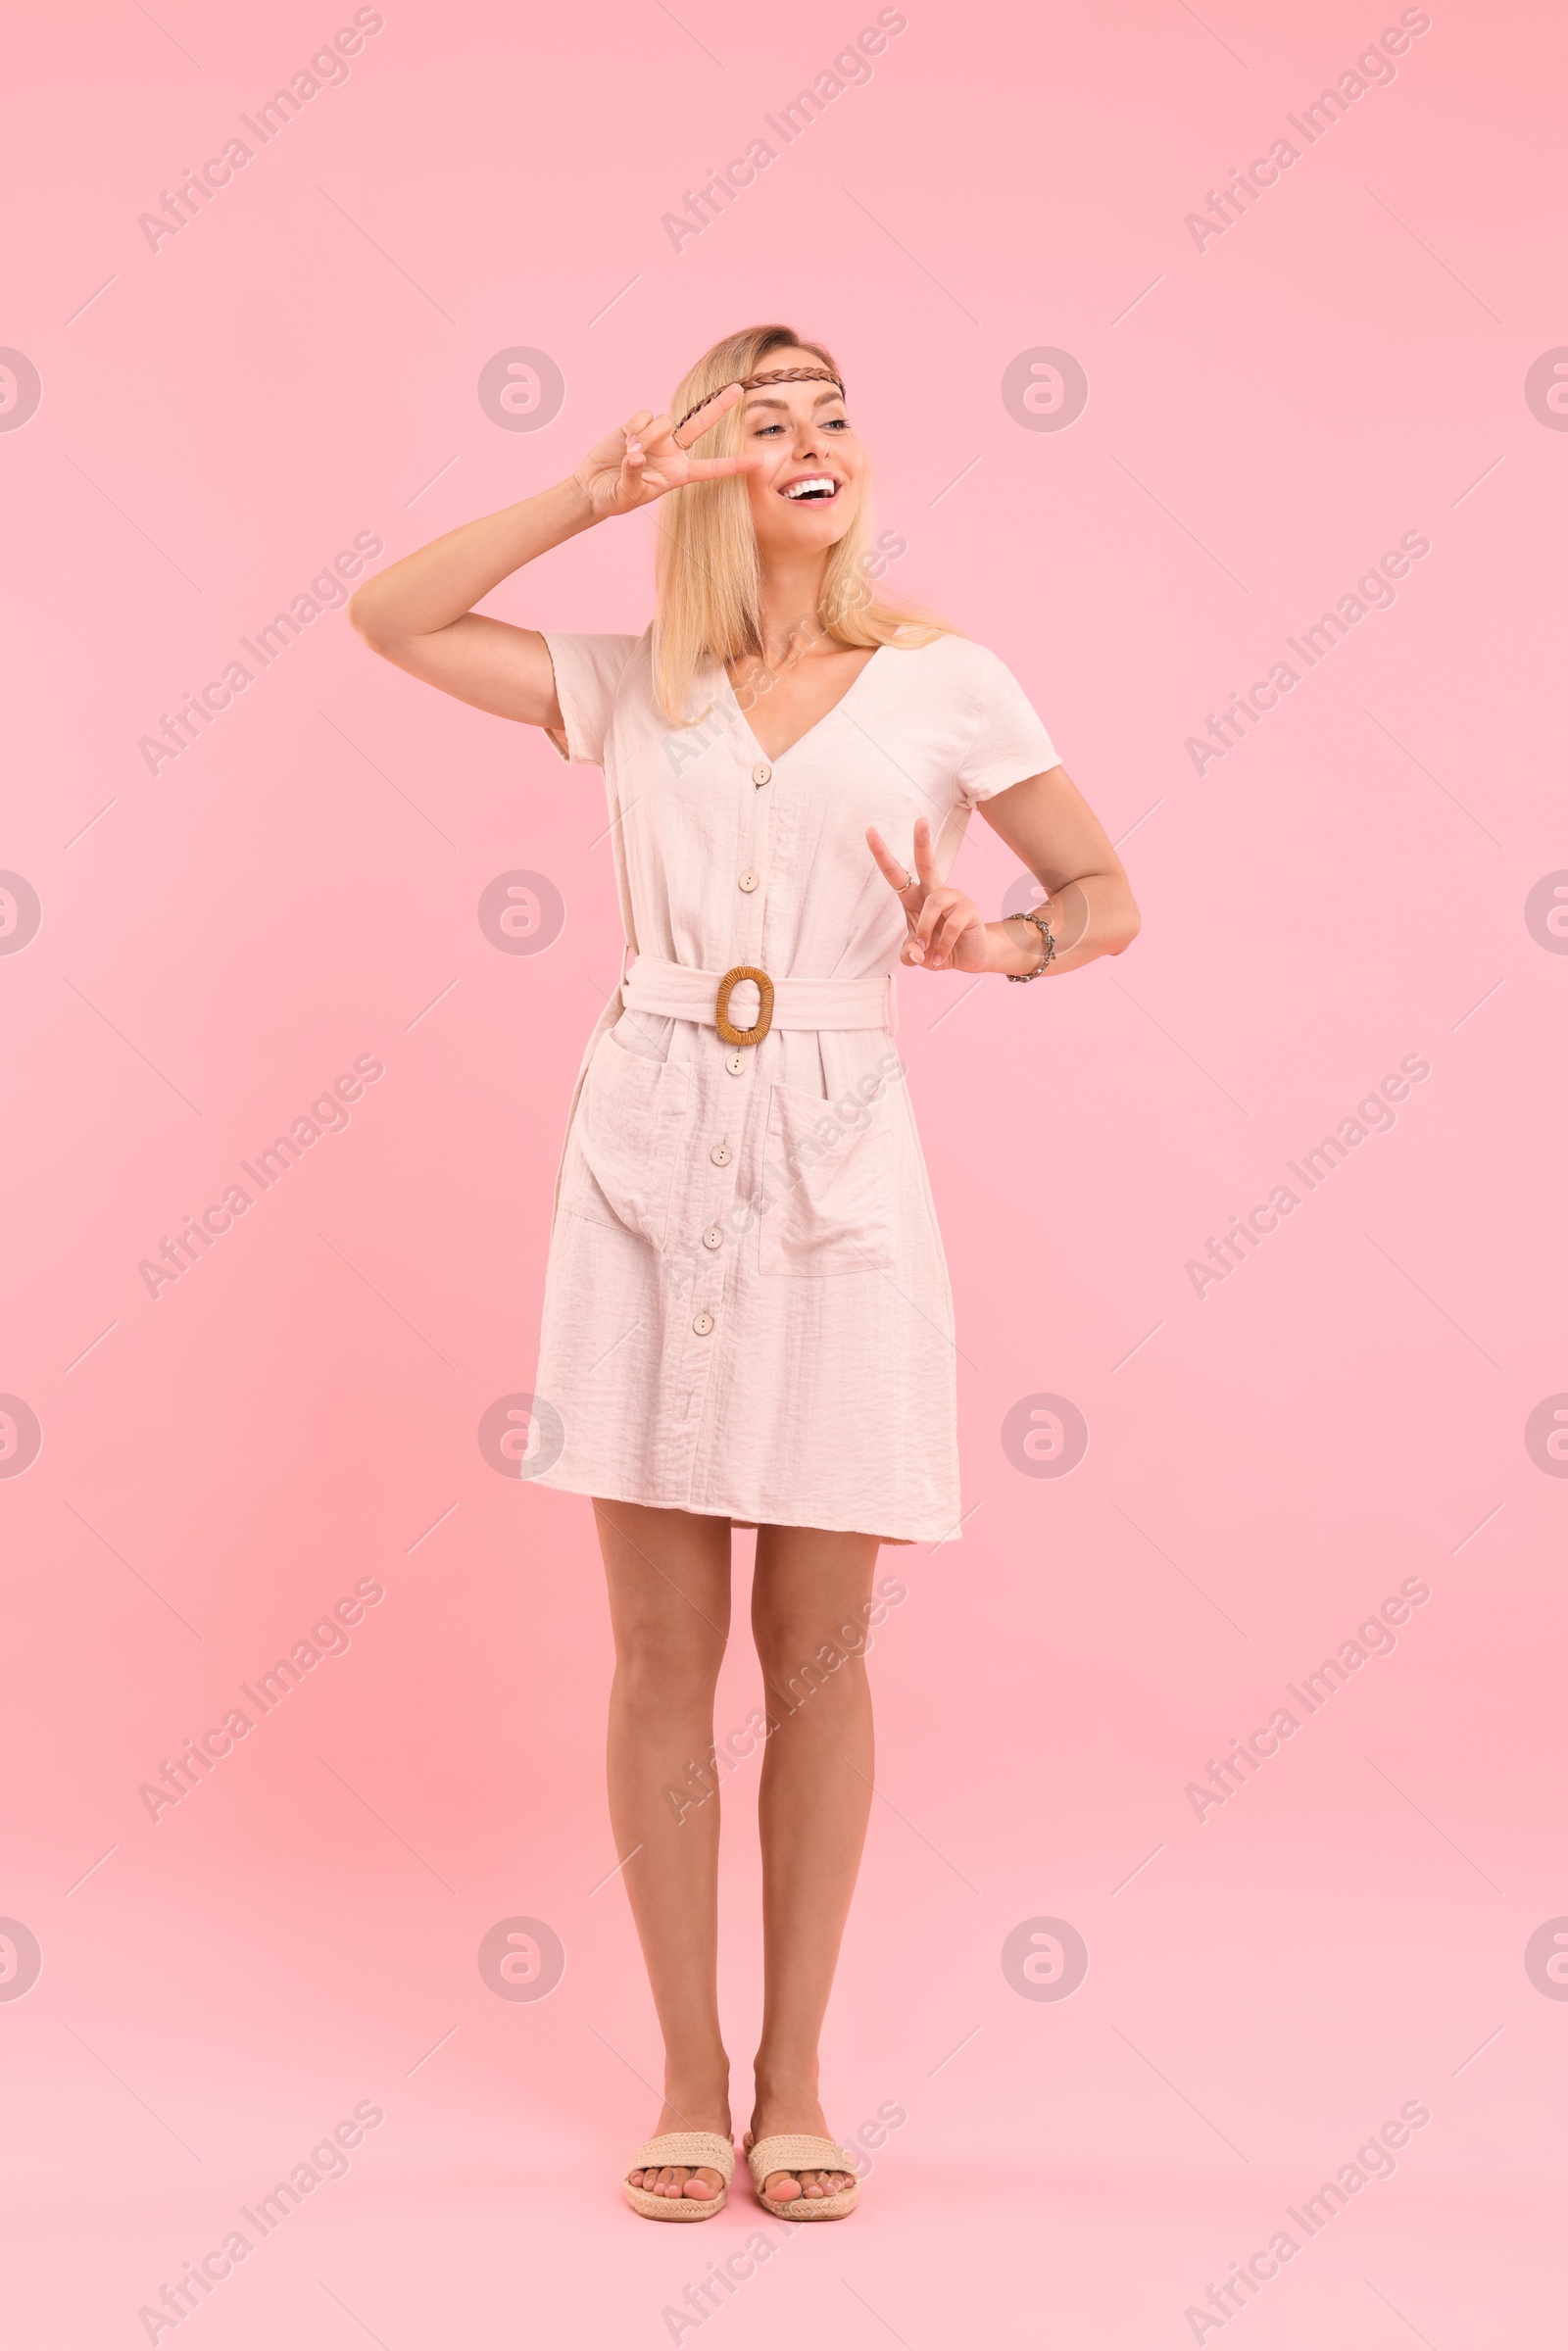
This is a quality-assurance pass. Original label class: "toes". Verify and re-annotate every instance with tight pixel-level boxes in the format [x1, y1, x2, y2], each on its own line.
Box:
[630, 2160, 726, 2203]
[629, 2160, 726, 2203]
[761, 2165, 855, 2202]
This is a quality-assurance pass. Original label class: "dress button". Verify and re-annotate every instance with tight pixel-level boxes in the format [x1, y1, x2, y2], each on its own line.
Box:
[710, 1141, 733, 1166]
[752, 762, 772, 786]
[692, 1311, 715, 1337]
[738, 868, 760, 893]
[725, 1051, 747, 1076]
[702, 1226, 723, 1250]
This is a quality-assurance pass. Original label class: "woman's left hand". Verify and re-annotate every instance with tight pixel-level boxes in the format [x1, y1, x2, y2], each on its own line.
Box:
[866, 815, 992, 971]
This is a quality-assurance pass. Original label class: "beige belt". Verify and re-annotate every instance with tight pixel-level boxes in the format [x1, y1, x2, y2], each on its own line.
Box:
[622, 955, 895, 1047]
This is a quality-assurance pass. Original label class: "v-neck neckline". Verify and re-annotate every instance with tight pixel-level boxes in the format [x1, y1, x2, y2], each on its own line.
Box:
[716, 643, 886, 764]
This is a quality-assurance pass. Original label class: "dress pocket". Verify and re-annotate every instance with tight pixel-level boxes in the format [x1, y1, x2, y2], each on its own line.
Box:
[759, 1076, 896, 1277]
[564, 1026, 691, 1249]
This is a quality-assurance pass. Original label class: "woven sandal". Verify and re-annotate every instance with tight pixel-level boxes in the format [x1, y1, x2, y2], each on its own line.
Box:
[745, 2132, 860, 2221]
[624, 2131, 735, 2221]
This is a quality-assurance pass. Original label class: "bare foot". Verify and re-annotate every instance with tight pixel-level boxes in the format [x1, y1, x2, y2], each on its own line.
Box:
[626, 2085, 732, 2206]
[749, 2085, 856, 2206]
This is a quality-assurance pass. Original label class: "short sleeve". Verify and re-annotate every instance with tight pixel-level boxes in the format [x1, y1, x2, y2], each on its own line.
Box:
[539, 631, 639, 765]
[954, 645, 1060, 808]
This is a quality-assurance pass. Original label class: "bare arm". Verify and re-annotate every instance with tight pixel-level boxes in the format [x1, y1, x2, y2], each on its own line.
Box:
[348, 478, 595, 725]
[866, 768, 1141, 977]
[976, 765, 1141, 972]
[347, 388, 751, 727]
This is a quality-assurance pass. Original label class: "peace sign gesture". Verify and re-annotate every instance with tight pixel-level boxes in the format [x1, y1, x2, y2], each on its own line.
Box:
[866, 815, 993, 972]
[572, 386, 754, 521]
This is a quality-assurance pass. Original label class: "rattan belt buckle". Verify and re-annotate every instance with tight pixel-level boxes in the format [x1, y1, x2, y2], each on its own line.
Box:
[714, 964, 774, 1048]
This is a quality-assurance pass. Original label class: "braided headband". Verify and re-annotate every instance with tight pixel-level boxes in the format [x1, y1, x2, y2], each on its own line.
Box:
[673, 367, 845, 444]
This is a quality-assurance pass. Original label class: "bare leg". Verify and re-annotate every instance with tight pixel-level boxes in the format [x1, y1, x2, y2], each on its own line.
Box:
[597, 1499, 734, 2204]
[749, 1523, 879, 2204]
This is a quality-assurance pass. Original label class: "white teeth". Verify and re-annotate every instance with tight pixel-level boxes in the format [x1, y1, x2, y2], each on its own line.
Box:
[783, 477, 836, 499]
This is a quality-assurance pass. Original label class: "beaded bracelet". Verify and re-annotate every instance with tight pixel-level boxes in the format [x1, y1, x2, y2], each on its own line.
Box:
[1004, 906, 1057, 982]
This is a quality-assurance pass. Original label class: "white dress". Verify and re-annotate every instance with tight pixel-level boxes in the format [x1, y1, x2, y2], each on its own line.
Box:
[529, 627, 1058, 1543]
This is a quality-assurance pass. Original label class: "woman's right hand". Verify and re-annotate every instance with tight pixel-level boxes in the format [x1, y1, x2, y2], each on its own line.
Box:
[348, 384, 756, 730]
[571, 387, 753, 519]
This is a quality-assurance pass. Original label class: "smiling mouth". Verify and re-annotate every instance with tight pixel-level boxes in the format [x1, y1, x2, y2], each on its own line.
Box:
[780, 476, 840, 501]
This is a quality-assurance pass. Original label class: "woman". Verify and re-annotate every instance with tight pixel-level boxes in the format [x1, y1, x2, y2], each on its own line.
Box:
[350, 324, 1140, 2223]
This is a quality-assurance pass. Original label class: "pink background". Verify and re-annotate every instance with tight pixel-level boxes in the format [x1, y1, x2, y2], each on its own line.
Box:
[3, 1, 1564, 2342]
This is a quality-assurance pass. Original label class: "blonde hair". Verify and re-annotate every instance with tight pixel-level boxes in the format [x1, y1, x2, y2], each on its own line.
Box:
[652, 323, 953, 724]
